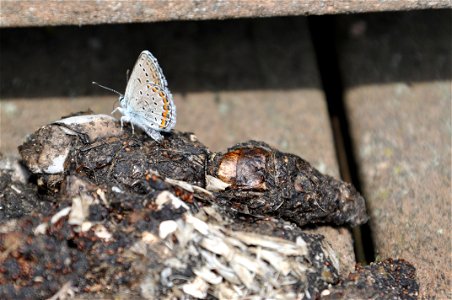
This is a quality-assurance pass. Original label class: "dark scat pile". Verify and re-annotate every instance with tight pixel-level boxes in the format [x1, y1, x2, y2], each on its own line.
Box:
[0, 172, 51, 220]
[208, 141, 368, 226]
[1, 173, 339, 299]
[325, 258, 419, 299]
[0, 115, 418, 299]
[17, 117, 367, 227]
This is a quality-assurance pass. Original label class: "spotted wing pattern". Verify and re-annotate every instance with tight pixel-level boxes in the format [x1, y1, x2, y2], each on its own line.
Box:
[121, 50, 176, 132]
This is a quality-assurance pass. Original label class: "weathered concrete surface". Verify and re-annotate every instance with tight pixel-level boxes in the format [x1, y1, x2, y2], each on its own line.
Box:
[176, 89, 339, 174]
[1, 0, 450, 28]
[0, 17, 356, 275]
[337, 11, 451, 298]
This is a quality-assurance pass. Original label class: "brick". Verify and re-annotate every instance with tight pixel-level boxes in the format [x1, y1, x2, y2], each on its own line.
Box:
[338, 11, 451, 297]
[1, 0, 450, 28]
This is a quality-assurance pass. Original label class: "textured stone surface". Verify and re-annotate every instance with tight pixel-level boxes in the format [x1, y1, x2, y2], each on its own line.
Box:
[1, 0, 450, 28]
[337, 11, 451, 298]
[176, 89, 338, 174]
[0, 17, 356, 274]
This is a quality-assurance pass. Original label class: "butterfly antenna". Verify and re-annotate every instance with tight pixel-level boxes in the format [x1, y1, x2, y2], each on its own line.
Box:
[92, 81, 122, 96]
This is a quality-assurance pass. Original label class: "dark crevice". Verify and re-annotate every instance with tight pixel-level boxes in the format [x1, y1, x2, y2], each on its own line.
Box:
[307, 15, 376, 264]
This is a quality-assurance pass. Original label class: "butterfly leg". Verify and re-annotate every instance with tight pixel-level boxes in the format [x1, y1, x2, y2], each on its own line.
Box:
[119, 115, 131, 131]
[112, 107, 125, 128]
[111, 107, 121, 114]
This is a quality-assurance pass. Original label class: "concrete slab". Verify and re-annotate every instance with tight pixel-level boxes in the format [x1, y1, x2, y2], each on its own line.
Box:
[338, 11, 451, 298]
[1, 0, 450, 27]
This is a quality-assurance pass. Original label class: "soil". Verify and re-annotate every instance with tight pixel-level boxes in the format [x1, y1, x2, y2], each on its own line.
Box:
[0, 114, 418, 299]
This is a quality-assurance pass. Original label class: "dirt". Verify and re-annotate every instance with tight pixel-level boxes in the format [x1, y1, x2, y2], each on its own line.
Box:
[0, 114, 418, 299]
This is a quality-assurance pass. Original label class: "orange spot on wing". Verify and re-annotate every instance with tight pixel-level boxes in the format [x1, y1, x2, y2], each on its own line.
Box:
[160, 93, 170, 128]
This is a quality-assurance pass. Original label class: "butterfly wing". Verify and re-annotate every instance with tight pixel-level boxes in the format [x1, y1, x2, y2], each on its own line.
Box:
[126, 83, 176, 131]
[122, 50, 176, 131]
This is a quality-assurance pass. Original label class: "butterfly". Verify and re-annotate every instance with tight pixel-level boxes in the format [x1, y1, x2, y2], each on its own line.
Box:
[94, 50, 176, 141]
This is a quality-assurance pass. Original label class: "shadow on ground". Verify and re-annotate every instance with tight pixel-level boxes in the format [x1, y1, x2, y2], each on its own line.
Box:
[1, 10, 450, 99]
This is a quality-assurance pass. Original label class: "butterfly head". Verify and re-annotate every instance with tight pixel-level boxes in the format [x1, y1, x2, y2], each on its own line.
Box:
[118, 94, 126, 106]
